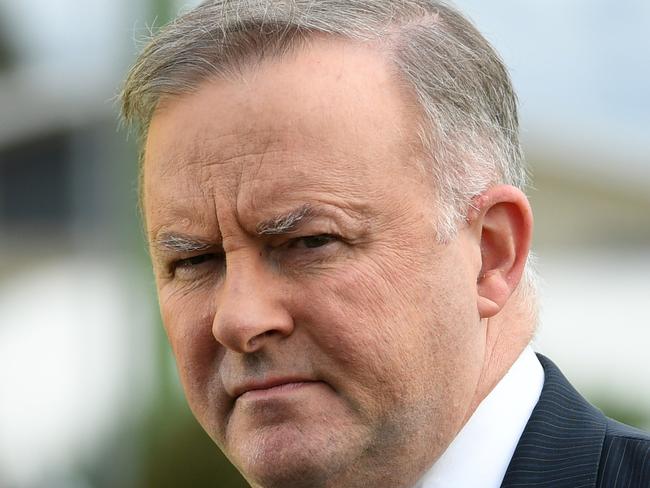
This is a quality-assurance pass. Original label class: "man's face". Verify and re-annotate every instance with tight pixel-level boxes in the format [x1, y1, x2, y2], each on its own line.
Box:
[144, 39, 487, 488]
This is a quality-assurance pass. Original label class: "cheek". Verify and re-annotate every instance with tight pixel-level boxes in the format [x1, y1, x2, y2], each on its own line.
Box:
[159, 288, 225, 416]
[161, 287, 215, 358]
[293, 256, 433, 399]
[292, 244, 481, 406]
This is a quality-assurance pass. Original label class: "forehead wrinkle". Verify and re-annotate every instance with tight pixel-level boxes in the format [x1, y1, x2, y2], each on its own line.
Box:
[147, 129, 255, 185]
[158, 124, 303, 172]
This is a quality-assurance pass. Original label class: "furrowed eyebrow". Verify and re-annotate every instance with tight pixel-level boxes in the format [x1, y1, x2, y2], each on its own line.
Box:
[152, 232, 214, 254]
[256, 204, 314, 236]
[152, 204, 328, 252]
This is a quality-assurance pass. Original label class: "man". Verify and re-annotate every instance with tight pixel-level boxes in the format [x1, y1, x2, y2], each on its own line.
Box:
[121, 1, 650, 487]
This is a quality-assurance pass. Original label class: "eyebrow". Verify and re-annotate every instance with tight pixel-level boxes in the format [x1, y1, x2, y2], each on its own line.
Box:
[256, 204, 314, 235]
[152, 232, 214, 254]
[152, 203, 319, 254]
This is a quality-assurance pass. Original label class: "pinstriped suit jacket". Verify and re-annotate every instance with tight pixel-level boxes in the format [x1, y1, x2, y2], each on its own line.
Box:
[501, 354, 650, 488]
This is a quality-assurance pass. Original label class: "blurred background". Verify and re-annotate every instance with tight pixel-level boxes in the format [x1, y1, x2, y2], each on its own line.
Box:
[0, 0, 648, 486]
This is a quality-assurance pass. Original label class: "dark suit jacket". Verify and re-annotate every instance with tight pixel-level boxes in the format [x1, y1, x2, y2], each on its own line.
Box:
[501, 354, 650, 487]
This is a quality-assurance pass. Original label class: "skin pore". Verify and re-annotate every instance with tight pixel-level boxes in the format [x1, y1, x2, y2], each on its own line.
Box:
[143, 37, 533, 488]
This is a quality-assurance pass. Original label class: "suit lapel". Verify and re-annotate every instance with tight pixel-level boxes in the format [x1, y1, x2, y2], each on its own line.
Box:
[500, 354, 607, 488]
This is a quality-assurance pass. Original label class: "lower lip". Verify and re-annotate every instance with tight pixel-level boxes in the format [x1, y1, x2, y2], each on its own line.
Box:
[238, 381, 320, 401]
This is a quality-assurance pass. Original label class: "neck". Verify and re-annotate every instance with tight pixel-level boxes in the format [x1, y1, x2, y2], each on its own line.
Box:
[465, 298, 535, 424]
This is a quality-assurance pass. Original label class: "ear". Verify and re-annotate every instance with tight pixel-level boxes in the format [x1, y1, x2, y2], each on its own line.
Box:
[467, 185, 533, 319]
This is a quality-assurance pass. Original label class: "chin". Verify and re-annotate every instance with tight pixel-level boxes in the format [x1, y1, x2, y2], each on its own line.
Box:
[232, 425, 337, 488]
[243, 460, 331, 488]
[219, 385, 366, 486]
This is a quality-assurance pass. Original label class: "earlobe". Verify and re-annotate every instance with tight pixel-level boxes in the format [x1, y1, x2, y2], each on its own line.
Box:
[477, 295, 501, 318]
[471, 186, 533, 319]
[477, 271, 511, 318]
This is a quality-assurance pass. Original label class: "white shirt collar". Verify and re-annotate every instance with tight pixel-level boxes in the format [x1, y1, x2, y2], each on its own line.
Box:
[413, 346, 544, 488]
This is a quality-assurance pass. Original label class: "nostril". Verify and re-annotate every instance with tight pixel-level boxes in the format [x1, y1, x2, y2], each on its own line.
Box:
[247, 336, 258, 351]
[247, 330, 277, 351]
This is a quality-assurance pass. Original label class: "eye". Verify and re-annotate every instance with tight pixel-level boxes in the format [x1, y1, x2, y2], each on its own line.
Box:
[291, 234, 338, 249]
[176, 253, 217, 268]
[171, 253, 224, 279]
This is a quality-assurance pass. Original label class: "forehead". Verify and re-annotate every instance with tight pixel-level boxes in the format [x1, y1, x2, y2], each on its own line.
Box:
[143, 37, 426, 233]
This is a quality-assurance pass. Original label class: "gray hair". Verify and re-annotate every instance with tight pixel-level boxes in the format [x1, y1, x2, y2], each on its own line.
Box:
[121, 0, 536, 309]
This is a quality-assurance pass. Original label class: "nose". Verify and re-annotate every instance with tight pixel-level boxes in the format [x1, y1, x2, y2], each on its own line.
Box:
[212, 254, 294, 353]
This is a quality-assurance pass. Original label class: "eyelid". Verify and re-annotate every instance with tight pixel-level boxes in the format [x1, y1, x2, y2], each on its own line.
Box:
[268, 231, 339, 247]
[168, 251, 225, 278]
[175, 253, 217, 267]
[291, 233, 339, 246]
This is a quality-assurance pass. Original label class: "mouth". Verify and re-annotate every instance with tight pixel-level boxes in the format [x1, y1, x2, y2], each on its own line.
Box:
[233, 378, 322, 401]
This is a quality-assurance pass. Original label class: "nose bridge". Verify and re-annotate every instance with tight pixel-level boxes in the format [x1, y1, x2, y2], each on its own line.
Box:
[212, 249, 293, 353]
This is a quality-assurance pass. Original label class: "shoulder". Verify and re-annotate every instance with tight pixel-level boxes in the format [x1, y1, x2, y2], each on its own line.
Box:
[501, 353, 650, 488]
[535, 354, 650, 487]
[597, 417, 650, 487]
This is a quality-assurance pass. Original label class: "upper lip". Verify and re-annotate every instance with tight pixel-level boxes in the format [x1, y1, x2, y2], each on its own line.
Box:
[231, 377, 318, 399]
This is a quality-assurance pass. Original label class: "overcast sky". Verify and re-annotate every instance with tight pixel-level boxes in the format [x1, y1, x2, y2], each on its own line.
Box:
[455, 0, 650, 178]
